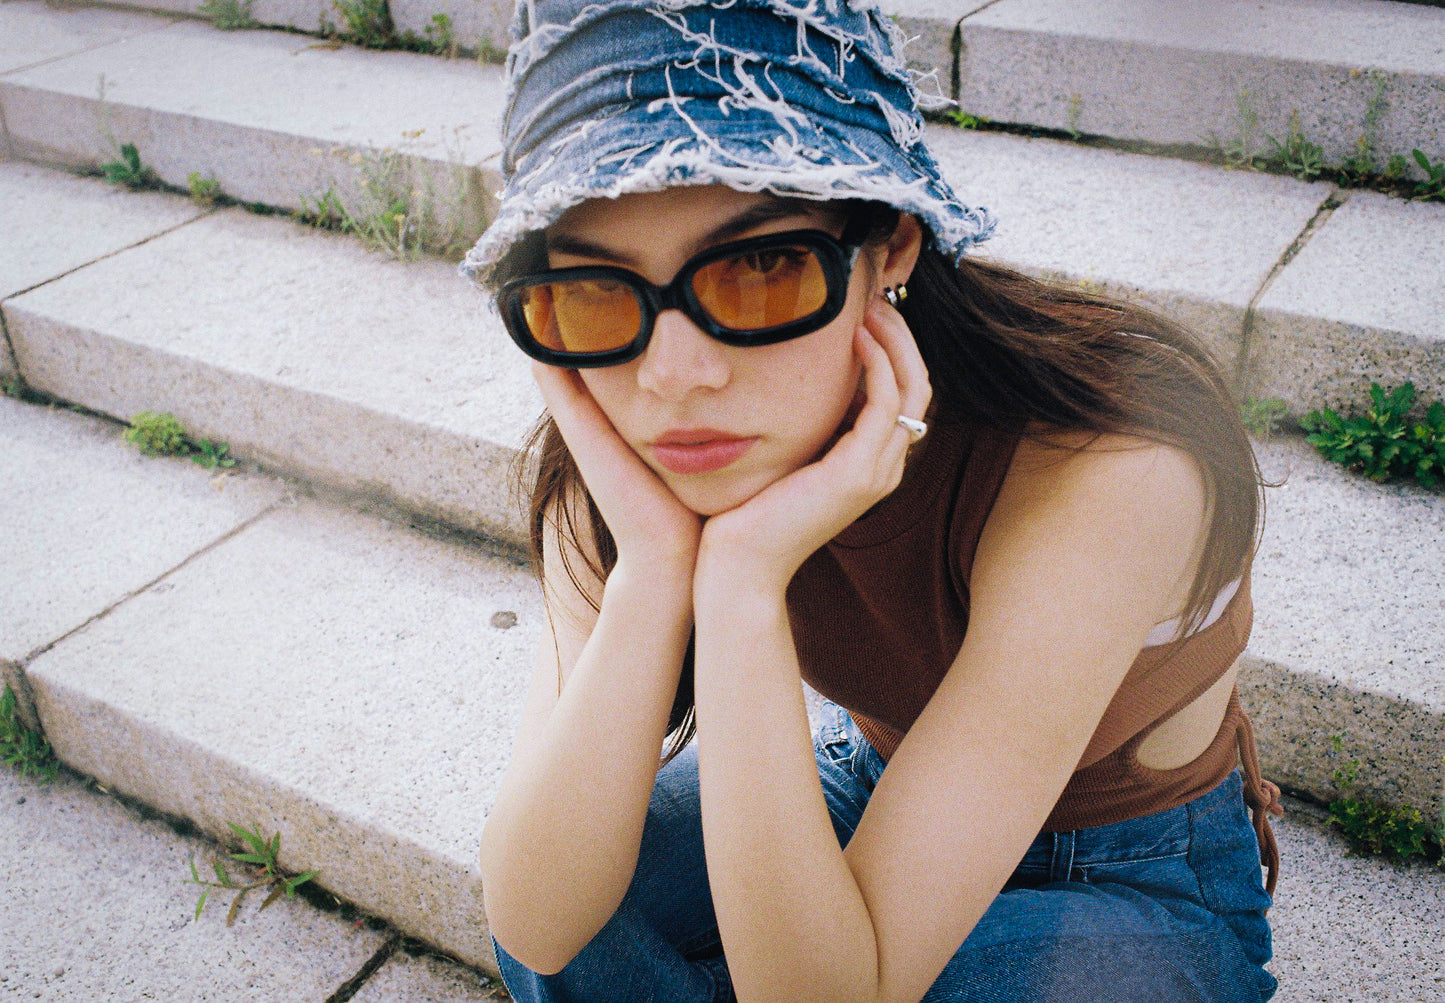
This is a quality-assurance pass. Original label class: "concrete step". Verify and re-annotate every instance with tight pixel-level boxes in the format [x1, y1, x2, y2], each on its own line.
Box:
[0, 159, 541, 548]
[955, 0, 1445, 181]
[0, 0, 504, 249]
[6, 152, 1445, 816]
[4, 396, 1443, 1000]
[1, 721, 508, 1000]
[70, 0, 1445, 185]
[2, 394, 540, 971]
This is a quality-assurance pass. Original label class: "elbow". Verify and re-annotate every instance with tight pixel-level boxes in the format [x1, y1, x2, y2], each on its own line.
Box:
[481, 874, 594, 977]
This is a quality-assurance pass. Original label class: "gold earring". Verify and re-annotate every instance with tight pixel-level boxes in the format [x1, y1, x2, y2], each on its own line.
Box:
[883, 284, 908, 306]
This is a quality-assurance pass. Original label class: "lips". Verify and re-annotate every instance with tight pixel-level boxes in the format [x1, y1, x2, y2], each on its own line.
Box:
[650, 429, 758, 475]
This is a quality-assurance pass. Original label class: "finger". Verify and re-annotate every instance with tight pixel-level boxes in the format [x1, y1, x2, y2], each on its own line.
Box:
[847, 324, 907, 458]
[865, 298, 932, 424]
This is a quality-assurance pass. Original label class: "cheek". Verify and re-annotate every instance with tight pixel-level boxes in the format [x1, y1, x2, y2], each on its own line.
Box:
[577, 368, 636, 430]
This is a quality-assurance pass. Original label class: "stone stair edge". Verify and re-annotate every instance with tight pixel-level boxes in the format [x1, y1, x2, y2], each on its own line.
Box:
[5, 392, 1443, 977]
[62, 0, 1445, 181]
[2, 149, 1442, 814]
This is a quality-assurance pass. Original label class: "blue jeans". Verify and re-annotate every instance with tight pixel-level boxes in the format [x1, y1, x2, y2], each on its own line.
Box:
[495, 703, 1278, 1001]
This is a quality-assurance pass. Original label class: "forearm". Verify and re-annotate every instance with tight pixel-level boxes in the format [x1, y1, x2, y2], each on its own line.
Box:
[693, 575, 880, 1003]
[480, 560, 693, 971]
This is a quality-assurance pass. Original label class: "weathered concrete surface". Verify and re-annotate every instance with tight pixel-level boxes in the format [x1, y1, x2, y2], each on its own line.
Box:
[0, 0, 176, 76]
[1248, 190, 1445, 412]
[958, 0, 1445, 177]
[390, 0, 513, 57]
[0, 765, 389, 1000]
[927, 125, 1331, 366]
[0, 396, 284, 729]
[1267, 799, 1445, 1003]
[1241, 436, 1445, 821]
[0, 6, 504, 233]
[877, 0, 990, 94]
[0, 160, 208, 300]
[354, 949, 509, 1001]
[6, 205, 541, 547]
[107, 0, 336, 36]
[26, 496, 542, 970]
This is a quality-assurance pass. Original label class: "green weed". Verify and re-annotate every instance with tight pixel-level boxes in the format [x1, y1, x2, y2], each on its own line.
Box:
[187, 171, 223, 204]
[101, 143, 159, 189]
[198, 0, 257, 30]
[330, 0, 394, 48]
[1410, 148, 1445, 201]
[1340, 71, 1388, 182]
[1264, 112, 1325, 182]
[186, 822, 320, 924]
[476, 33, 508, 65]
[1326, 735, 1444, 865]
[1240, 397, 1290, 438]
[1300, 382, 1445, 488]
[124, 411, 237, 469]
[1066, 93, 1083, 141]
[298, 145, 472, 260]
[1, 685, 59, 783]
[1215, 90, 1265, 169]
[424, 12, 455, 57]
[945, 109, 988, 130]
[2, 373, 26, 400]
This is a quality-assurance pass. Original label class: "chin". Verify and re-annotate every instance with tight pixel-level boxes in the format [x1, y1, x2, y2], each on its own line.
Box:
[666, 471, 775, 518]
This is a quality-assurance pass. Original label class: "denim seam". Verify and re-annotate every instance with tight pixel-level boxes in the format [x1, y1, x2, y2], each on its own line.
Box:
[1075, 849, 1190, 868]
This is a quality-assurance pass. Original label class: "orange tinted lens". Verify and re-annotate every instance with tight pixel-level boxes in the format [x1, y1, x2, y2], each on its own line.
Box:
[521, 278, 641, 354]
[691, 245, 827, 331]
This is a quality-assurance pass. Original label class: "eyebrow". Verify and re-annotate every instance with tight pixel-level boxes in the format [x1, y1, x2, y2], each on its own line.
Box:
[545, 200, 823, 266]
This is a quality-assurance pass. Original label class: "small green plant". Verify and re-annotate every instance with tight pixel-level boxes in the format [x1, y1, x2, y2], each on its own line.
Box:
[1340, 71, 1388, 183]
[198, 0, 256, 30]
[1384, 153, 1412, 181]
[1410, 148, 1445, 201]
[1215, 90, 1264, 169]
[1240, 397, 1289, 438]
[1326, 735, 1444, 865]
[124, 411, 237, 469]
[424, 12, 455, 57]
[187, 171, 222, 204]
[1264, 112, 1325, 182]
[1, 685, 59, 783]
[124, 410, 189, 456]
[1066, 93, 1083, 141]
[2, 373, 25, 399]
[476, 33, 508, 65]
[101, 143, 158, 189]
[186, 822, 320, 924]
[298, 146, 471, 260]
[1301, 382, 1445, 488]
[945, 109, 988, 130]
[331, 0, 394, 48]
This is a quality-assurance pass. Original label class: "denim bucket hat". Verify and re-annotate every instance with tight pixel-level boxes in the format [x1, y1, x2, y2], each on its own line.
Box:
[459, 0, 996, 289]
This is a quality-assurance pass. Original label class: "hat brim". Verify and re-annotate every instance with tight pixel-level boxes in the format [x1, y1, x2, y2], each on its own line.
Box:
[460, 99, 994, 290]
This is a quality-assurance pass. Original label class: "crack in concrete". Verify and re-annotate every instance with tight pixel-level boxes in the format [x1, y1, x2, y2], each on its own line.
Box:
[1234, 188, 1348, 394]
[18, 498, 286, 722]
[325, 932, 401, 1003]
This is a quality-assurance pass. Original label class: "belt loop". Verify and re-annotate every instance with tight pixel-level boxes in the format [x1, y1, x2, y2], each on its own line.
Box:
[1050, 831, 1076, 883]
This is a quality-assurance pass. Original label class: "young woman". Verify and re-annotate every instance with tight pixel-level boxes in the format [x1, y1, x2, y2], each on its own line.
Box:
[463, 2, 1282, 1000]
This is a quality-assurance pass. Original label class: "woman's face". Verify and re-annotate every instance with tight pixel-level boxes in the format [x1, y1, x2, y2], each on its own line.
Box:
[545, 185, 915, 516]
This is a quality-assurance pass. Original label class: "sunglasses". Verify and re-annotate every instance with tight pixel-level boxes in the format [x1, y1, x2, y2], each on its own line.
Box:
[498, 219, 870, 368]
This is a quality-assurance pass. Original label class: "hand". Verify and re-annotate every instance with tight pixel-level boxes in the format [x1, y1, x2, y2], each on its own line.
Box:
[697, 298, 932, 593]
[531, 363, 703, 574]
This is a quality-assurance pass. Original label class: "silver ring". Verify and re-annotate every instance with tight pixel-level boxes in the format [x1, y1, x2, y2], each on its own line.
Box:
[896, 415, 927, 443]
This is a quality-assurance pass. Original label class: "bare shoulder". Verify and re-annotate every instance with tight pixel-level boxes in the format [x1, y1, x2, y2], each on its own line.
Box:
[974, 426, 1210, 624]
[1003, 426, 1208, 526]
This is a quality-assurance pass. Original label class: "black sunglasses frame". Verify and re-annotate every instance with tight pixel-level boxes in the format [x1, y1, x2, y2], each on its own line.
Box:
[497, 220, 870, 368]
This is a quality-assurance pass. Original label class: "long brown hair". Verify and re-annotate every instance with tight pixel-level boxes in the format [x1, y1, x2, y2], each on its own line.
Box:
[513, 208, 1263, 767]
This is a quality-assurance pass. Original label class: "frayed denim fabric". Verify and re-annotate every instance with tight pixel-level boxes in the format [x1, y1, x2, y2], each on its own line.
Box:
[461, 0, 995, 290]
[492, 702, 1278, 1002]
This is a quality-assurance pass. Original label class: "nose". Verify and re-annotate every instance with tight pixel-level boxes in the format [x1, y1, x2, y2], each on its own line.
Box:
[635, 308, 731, 398]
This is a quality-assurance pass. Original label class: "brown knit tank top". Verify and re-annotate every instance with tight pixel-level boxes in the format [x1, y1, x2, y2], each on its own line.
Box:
[786, 417, 1282, 893]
